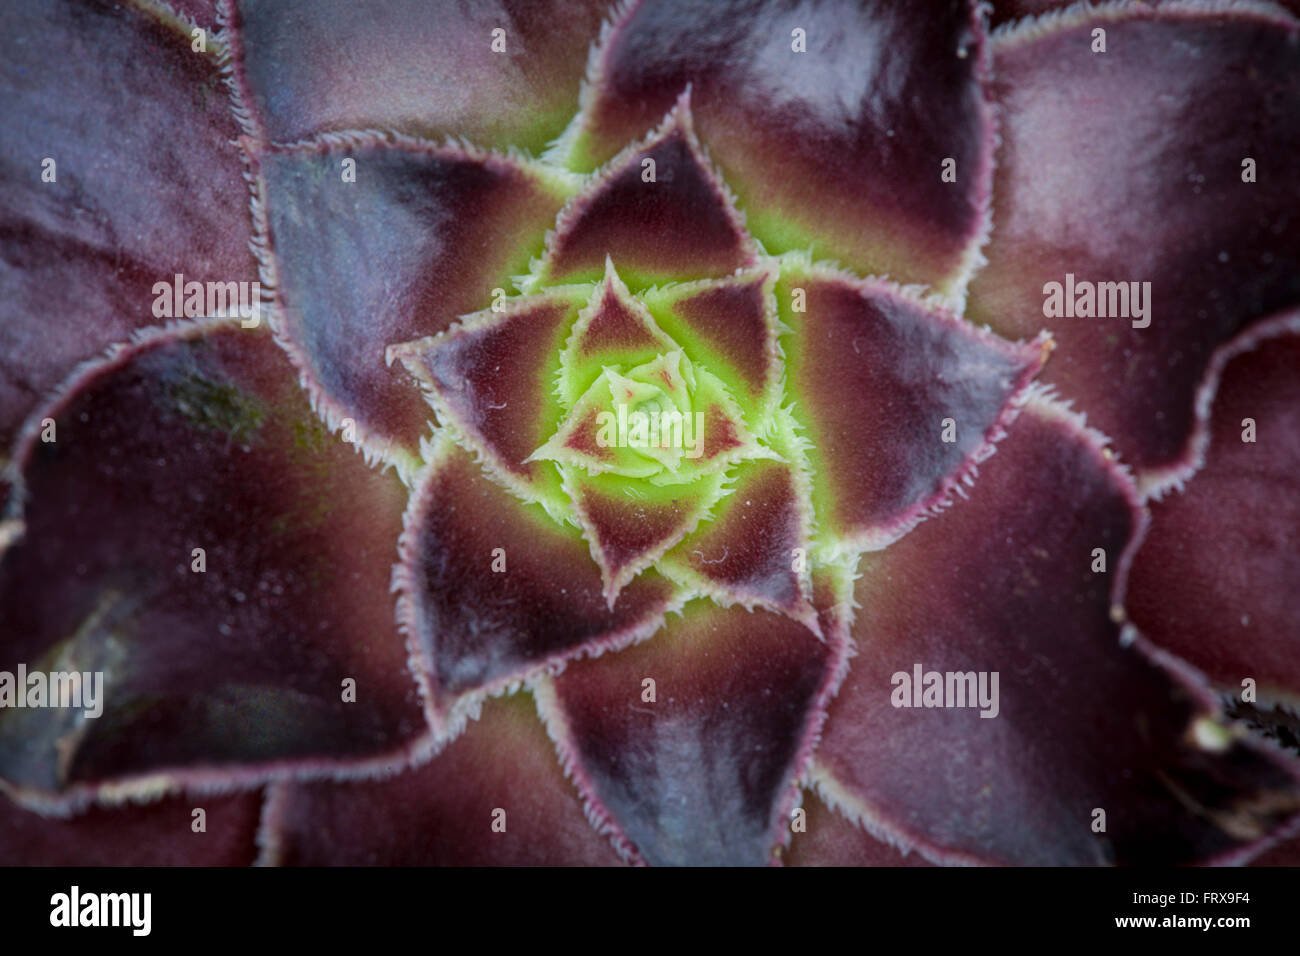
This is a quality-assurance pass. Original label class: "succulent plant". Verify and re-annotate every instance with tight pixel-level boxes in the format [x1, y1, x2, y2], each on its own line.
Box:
[2, 0, 1299, 868]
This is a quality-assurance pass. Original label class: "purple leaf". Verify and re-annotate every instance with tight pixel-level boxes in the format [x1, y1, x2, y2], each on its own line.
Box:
[815, 395, 1300, 865]
[1, 788, 262, 865]
[388, 286, 585, 510]
[395, 438, 678, 730]
[0, 0, 257, 450]
[0, 322, 425, 802]
[571, 0, 996, 293]
[535, 574, 850, 866]
[659, 430, 819, 631]
[775, 261, 1048, 550]
[261, 137, 571, 464]
[226, 0, 610, 153]
[562, 468, 727, 607]
[970, 2, 1300, 490]
[1128, 316, 1300, 703]
[785, 788, 932, 867]
[538, 93, 757, 289]
[640, 268, 782, 428]
[260, 693, 625, 866]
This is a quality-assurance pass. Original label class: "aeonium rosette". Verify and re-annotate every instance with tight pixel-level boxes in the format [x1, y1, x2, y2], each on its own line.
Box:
[365, 89, 1047, 726]
[3, 0, 1300, 868]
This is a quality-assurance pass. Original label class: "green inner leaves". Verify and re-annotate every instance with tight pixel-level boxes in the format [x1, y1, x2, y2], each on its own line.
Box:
[532, 272, 767, 492]
[388, 207, 827, 605]
[514, 257, 792, 601]
[541, 354, 757, 478]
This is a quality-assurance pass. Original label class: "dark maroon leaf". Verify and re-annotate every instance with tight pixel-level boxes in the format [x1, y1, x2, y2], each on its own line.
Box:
[0, 321, 425, 803]
[261, 693, 624, 865]
[640, 267, 782, 428]
[389, 286, 584, 509]
[784, 787, 932, 867]
[0, 788, 262, 865]
[396, 437, 678, 731]
[536, 575, 850, 866]
[816, 395, 1300, 865]
[775, 261, 1048, 549]
[226, 0, 610, 153]
[1128, 316, 1300, 702]
[970, 3, 1300, 489]
[562, 468, 725, 606]
[659, 440, 818, 631]
[0, 0, 258, 451]
[537, 92, 757, 290]
[261, 137, 571, 466]
[570, 0, 996, 295]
